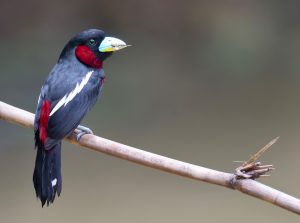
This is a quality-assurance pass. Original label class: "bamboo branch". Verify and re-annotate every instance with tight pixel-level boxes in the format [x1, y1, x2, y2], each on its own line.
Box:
[0, 100, 300, 214]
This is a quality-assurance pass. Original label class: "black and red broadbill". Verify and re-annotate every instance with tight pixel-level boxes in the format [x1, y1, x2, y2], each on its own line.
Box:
[33, 29, 129, 206]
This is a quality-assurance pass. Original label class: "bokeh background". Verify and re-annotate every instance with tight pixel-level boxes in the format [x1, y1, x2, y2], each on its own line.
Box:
[1, 0, 300, 222]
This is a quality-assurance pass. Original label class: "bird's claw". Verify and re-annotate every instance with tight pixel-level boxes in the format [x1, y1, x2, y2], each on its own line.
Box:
[76, 125, 94, 141]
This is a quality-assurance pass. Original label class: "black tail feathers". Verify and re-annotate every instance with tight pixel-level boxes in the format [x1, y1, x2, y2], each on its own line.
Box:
[33, 138, 62, 207]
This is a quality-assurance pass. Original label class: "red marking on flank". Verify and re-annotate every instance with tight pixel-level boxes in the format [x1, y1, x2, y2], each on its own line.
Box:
[39, 100, 51, 143]
[75, 45, 103, 69]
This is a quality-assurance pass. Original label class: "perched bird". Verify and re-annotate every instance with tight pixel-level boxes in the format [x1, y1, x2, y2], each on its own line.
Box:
[33, 29, 129, 206]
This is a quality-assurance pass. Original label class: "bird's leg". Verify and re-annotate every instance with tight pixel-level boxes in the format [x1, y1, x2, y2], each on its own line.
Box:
[76, 125, 94, 141]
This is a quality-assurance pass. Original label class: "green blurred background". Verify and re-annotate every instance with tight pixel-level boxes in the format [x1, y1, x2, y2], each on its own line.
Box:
[1, 0, 300, 222]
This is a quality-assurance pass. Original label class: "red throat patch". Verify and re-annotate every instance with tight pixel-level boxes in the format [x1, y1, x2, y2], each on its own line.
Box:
[75, 45, 103, 69]
[39, 100, 51, 143]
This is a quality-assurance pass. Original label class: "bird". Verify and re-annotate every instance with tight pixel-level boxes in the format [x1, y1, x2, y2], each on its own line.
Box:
[33, 29, 129, 206]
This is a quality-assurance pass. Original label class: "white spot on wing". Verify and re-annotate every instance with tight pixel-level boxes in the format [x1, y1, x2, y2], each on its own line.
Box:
[49, 71, 93, 116]
[37, 94, 41, 106]
[51, 178, 57, 187]
[37, 86, 43, 104]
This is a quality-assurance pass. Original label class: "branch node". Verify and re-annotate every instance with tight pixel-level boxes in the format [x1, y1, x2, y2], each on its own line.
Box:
[229, 174, 238, 189]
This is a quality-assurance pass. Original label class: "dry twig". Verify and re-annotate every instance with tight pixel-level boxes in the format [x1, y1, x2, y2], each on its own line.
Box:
[235, 137, 278, 179]
[0, 101, 300, 215]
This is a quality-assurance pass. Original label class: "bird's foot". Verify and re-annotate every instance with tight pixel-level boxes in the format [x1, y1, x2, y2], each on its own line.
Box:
[76, 125, 94, 141]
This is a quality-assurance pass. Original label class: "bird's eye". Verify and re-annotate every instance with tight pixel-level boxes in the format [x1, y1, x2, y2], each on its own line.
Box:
[88, 39, 96, 46]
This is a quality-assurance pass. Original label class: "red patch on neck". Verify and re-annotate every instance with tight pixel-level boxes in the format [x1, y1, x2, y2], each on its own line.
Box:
[39, 100, 51, 144]
[75, 45, 103, 69]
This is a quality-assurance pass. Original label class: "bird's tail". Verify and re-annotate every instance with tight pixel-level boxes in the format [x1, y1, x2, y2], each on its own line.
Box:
[33, 136, 62, 207]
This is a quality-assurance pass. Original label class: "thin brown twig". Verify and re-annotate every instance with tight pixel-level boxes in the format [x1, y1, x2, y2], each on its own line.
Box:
[244, 136, 280, 166]
[235, 138, 277, 179]
[0, 100, 300, 215]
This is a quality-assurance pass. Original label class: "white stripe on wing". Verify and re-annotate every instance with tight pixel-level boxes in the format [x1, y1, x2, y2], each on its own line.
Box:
[49, 71, 93, 116]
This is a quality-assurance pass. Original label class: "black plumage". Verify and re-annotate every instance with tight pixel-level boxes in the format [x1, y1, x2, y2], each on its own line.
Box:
[33, 29, 127, 206]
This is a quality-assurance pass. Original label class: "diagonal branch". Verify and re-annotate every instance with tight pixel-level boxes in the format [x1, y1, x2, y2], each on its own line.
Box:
[0, 100, 300, 215]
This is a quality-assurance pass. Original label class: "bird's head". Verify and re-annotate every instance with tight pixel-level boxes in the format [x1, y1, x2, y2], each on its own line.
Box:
[59, 29, 129, 69]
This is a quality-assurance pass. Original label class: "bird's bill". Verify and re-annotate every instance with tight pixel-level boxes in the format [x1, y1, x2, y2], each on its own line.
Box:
[99, 37, 130, 52]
